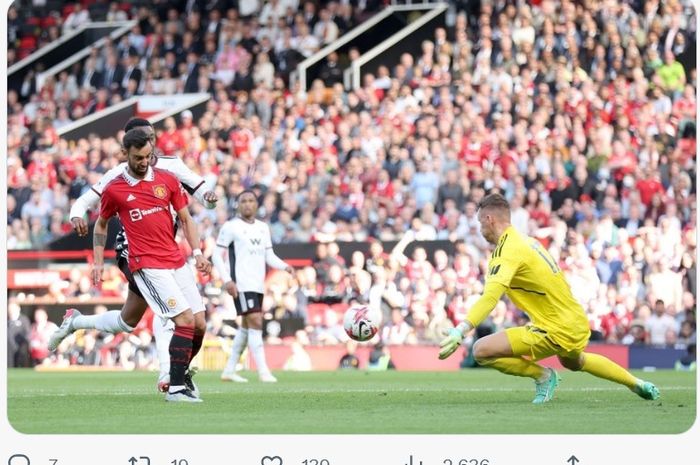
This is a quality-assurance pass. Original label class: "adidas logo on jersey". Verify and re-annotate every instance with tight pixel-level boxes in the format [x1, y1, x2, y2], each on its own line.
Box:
[127, 194, 137, 202]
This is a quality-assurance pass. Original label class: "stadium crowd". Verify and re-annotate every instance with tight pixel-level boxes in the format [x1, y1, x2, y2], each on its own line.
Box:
[6, 0, 697, 368]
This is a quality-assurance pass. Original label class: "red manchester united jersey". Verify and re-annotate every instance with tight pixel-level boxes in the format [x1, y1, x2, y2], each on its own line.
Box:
[100, 167, 189, 272]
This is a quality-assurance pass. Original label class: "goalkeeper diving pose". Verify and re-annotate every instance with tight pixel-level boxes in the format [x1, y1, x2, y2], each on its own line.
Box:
[439, 193, 660, 404]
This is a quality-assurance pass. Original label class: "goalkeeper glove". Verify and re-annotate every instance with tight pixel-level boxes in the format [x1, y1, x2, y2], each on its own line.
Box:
[438, 322, 472, 360]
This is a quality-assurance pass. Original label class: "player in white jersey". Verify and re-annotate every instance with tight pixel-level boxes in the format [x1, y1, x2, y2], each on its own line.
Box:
[212, 190, 294, 383]
[48, 118, 217, 394]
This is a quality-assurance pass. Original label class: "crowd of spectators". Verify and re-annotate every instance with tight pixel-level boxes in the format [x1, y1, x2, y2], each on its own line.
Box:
[6, 0, 698, 369]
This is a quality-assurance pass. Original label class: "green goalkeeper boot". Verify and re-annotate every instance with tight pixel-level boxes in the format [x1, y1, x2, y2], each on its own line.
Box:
[634, 381, 660, 400]
[533, 367, 560, 404]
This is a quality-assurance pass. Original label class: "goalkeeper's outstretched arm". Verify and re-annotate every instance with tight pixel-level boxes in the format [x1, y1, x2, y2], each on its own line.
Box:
[438, 281, 507, 360]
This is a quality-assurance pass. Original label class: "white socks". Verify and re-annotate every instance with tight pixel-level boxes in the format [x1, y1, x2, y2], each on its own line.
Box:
[153, 316, 174, 377]
[248, 328, 271, 376]
[223, 328, 271, 376]
[72, 310, 134, 333]
[224, 328, 249, 373]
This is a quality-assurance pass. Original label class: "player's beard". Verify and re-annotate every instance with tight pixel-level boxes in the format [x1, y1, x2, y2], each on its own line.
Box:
[129, 161, 149, 178]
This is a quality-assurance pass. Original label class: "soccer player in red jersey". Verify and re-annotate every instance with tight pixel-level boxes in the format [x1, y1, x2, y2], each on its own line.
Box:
[93, 128, 211, 402]
[49, 118, 216, 395]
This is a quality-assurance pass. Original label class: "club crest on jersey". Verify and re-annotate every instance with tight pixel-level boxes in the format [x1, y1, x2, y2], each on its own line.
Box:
[166, 298, 177, 309]
[153, 185, 168, 199]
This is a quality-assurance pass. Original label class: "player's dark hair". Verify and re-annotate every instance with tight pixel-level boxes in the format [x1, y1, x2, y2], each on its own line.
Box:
[237, 189, 258, 202]
[478, 193, 511, 215]
[124, 117, 152, 132]
[122, 128, 151, 151]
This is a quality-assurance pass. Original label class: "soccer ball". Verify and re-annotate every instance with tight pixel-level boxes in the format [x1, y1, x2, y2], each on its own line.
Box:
[343, 305, 380, 342]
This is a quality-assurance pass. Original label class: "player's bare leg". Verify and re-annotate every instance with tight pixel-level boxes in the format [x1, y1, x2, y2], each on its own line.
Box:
[221, 315, 249, 383]
[165, 309, 201, 402]
[472, 331, 558, 404]
[559, 353, 660, 400]
[246, 313, 276, 382]
[119, 292, 150, 327]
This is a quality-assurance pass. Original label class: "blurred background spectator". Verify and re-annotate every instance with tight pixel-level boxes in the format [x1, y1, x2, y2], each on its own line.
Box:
[7, 301, 31, 368]
[338, 340, 360, 369]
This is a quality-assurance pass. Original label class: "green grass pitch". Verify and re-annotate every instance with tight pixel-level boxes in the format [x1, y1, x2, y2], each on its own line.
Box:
[7, 369, 695, 434]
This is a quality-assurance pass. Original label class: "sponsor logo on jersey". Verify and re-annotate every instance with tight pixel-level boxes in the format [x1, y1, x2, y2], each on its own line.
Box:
[129, 206, 165, 222]
[250, 238, 261, 245]
[167, 298, 177, 309]
[153, 185, 168, 199]
[127, 194, 136, 202]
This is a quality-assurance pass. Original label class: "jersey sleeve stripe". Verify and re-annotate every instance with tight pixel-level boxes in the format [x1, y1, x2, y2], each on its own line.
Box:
[91, 187, 102, 197]
[191, 180, 205, 193]
[181, 180, 204, 195]
[510, 286, 546, 296]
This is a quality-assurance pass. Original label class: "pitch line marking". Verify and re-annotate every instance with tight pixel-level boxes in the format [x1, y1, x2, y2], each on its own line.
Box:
[8, 386, 695, 398]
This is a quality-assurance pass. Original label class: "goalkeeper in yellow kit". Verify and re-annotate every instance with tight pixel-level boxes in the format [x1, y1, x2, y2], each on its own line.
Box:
[439, 193, 660, 404]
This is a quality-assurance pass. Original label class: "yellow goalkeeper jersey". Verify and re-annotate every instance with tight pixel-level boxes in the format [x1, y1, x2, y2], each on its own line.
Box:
[485, 226, 590, 351]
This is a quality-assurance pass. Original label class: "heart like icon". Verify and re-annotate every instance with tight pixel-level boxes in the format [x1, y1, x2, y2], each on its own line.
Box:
[260, 456, 283, 465]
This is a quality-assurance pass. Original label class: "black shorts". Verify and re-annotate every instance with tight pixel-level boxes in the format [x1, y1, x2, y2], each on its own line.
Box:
[117, 256, 145, 299]
[234, 292, 264, 315]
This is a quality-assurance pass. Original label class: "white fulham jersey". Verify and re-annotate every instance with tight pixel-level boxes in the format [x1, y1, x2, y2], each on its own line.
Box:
[214, 217, 288, 293]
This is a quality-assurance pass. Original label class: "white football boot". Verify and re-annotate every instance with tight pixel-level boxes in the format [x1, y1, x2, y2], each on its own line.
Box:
[48, 308, 81, 351]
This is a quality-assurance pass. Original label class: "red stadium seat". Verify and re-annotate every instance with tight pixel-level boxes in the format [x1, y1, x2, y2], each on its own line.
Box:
[306, 303, 348, 324]
[25, 17, 41, 27]
[62, 4, 76, 18]
[41, 16, 58, 28]
[306, 303, 328, 322]
[19, 36, 37, 50]
[330, 303, 350, 314]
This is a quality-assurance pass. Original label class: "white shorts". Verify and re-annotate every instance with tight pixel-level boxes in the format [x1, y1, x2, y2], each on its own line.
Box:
[133, 265, 205, 319]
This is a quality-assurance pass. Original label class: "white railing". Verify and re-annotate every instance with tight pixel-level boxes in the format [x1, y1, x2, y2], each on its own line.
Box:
[55, 93, 211, 139]
[295, 3, 446, 92]
[34, 21, 137, 90]
[351, 3, 447, 90]
[295, 8, 397, 92]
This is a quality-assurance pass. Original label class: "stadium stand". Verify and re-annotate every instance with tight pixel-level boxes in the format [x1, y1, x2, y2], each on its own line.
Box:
[6, 0, 697, 369]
